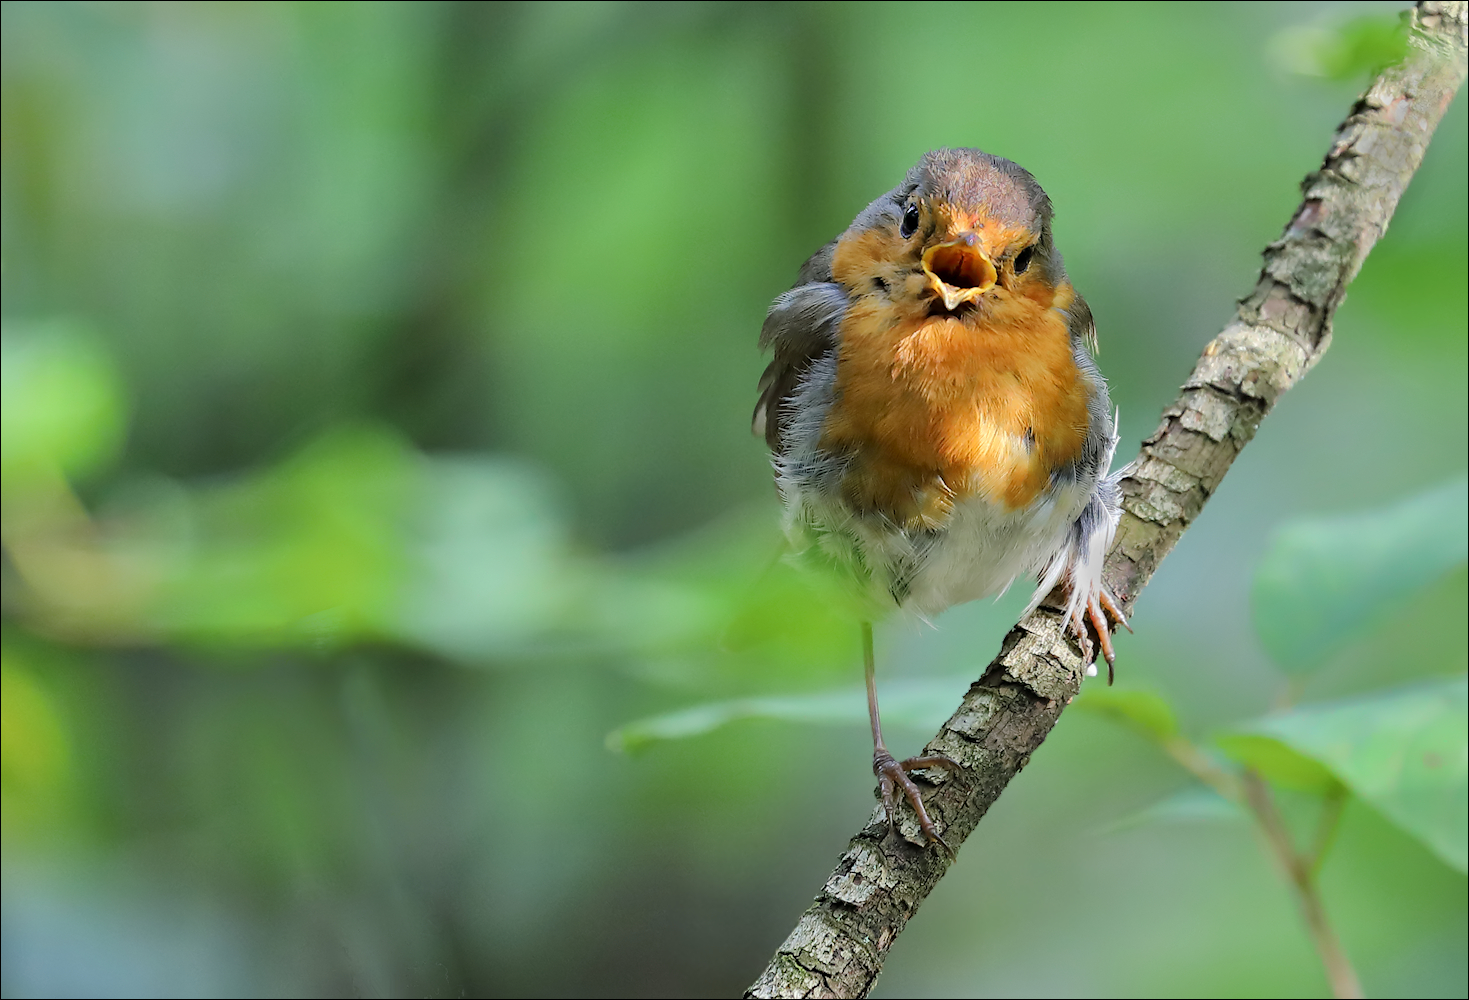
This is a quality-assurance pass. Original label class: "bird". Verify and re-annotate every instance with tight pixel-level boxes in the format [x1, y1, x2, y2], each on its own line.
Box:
[752, 147, 1128, 851]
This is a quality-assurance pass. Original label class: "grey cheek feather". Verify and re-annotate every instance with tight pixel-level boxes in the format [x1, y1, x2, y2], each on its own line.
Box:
[845, 182, 909, 240]
[796, 238, 840, 286]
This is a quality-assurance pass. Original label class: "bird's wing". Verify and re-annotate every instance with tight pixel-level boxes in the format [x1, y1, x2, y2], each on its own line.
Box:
[752, 240, 848, 452]
[1021, 289, 1123, 624]
[1063, 290, 1115, 485]
[1066, 288, 1101, 358]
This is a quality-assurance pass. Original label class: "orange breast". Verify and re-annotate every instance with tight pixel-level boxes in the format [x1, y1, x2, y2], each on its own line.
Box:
[820, 284, 1091, 528]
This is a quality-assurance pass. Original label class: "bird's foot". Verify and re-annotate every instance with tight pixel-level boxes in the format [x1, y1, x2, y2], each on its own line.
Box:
[874, 747, 961, 855]
[1069, 585, 1131, 684]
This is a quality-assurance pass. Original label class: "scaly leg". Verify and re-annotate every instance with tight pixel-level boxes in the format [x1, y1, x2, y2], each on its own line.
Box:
[1069, 585, 1131, 685]
[863, 622, 960, 853]
[1098, 587, 1132, 635]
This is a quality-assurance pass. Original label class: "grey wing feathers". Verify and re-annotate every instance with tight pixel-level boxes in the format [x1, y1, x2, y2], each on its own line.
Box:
[1066, 292, 1101, 359]
[1064, 291, 1115, 484]
[1021, 286, 1124, 624]
[753, 241, 848, 452]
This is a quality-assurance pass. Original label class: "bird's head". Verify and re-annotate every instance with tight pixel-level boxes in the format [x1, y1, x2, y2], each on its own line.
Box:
[833, 148, 1065, 319]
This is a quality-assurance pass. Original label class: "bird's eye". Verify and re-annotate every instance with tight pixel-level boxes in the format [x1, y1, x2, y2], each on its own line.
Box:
[1014, 245, 1035, 274]
[900, 203, 920, 239]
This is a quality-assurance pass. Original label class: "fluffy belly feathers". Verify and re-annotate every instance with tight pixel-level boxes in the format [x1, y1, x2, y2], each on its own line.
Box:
[773, 291, 1100, 618]
[779, 465, 1092, 619]
[818, 287, 1092, 528]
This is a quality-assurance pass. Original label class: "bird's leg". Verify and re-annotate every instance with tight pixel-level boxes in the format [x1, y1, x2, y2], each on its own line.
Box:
[1069, 585, 1131, 685]
[863, 622, 960, 854]
[1097, 587, 1131, 633]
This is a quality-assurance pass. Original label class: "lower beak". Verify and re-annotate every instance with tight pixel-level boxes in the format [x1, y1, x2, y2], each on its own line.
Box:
[922, 241, 997, 311]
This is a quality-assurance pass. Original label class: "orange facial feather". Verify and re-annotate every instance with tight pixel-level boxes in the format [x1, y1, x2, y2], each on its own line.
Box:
[822, 229, 1090, 527]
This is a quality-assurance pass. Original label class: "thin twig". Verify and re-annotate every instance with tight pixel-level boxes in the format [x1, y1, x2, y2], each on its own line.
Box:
[1163, 735, 1246, 802]
[747, 5, 1467, 997]
[1164, 732, 1359, 993]
[1242, 772, 1364, 1000]
[1162, 734, 1360, 993]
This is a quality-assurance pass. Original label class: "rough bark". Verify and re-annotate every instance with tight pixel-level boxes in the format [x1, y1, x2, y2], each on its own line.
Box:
[746, 5, 1468, 998]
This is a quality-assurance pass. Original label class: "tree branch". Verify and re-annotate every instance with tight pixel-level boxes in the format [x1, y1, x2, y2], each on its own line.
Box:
[746, 5, 1468, 997]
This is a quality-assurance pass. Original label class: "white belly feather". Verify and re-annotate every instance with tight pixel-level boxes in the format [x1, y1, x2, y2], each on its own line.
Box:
[771, 350, 1120, 625]
[779, 473, 1092, 621]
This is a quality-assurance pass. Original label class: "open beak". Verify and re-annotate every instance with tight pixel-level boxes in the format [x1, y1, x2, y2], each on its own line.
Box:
[922, 238, 997, 311]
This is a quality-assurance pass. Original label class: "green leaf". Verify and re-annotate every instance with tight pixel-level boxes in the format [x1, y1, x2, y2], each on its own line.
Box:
[1268, 14, 1409, 81]
[581, 510, 866, 690]
[1102, 785, 1244, 834]
[1215, 733, 1343, 794]
[1251, 476, 1469, 674]
[390, 457, 575, 662]
[1, 643, 75, 823]
[1072, 687, 1179, 742]
[1221, 677, 1468, 872]
[606, 677, 968, 753]
[0, 321, 127, 486]
[150, 425, 418, 646]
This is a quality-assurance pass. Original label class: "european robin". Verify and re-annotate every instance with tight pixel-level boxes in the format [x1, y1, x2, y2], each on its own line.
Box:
[753, 148, 1128, 850]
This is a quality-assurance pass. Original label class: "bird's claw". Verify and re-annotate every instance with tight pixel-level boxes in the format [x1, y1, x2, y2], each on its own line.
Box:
[874, 748, 960, 856]
[1070, 585, 1130, 685]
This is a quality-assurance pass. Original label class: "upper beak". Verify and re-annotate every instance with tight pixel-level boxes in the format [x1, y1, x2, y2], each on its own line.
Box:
[922, 237, 997, 311]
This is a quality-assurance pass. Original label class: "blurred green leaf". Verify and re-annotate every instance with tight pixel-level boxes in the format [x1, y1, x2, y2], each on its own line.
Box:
[718, 553, 862, 657]
[149, 425, 416, 646]
[1102, 785, 1244, 834]
[1072, 687, 1179, 742]
[1220, 677, 1468, 871]
[0, 321, 127, 486]
[607, 677, 966, 753]
[583, 510, 868, 693]
[1269, 14, 1408, 81]
[390, 457, 577, 663]
[1215, 733, 1343, 794]
[586, 511, 791, 658]
[1251, 476, 1469, 675]
[0, 643, 74, 833]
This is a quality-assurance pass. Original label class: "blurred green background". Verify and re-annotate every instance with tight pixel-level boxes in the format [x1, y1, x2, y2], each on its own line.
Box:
[2, 2, 1464, 997]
